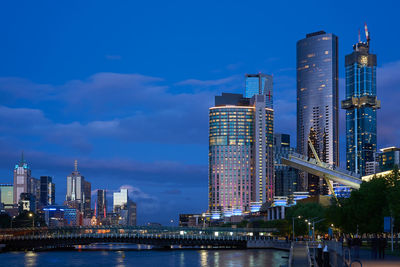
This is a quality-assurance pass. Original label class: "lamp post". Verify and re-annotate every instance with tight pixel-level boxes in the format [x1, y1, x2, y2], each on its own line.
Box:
[311, 218, 325, 242]
[29, 212, 34, 228]
[292, 216, 302, 241]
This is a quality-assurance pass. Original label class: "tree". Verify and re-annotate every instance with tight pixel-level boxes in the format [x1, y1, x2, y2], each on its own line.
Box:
[285, 203, 329, 236]
[0, 213, 11, 228]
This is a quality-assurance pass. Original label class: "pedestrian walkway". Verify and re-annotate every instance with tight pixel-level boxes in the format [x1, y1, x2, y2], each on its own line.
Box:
[353, 248, 400, 266]
[291, 242, 309, 267]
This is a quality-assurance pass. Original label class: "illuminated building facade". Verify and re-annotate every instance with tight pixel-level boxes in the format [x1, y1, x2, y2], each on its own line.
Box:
[342, 32, 379, 176]
[0, 184, 13, 206]
[297, 31, 339, 194]
[378, 147, 400, 172]
[66, 160, 91, 216]
[13, 154, 31, 204]
[208, 93, 274, 215]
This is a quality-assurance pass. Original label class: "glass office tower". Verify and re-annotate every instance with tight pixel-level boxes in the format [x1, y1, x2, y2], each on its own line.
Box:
[245, 74, 273, 108]
[209, 93, 274, 215]
[297, 31, 339, 194]
[274, 133, 298, 197]
[342, 36, 379, 175]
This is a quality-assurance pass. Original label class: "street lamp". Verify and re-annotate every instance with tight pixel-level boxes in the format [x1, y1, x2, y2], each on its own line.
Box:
[292, 216, 302, 241]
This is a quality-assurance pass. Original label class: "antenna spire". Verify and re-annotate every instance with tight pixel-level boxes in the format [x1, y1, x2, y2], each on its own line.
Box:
[364, 23, 370, 45]
[74, 160, 78, 172]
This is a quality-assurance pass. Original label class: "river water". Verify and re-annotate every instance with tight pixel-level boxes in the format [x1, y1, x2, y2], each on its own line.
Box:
[1, 247, 289, 267]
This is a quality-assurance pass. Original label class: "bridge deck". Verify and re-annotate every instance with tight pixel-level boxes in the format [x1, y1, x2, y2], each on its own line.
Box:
[282, 152, 362, 189]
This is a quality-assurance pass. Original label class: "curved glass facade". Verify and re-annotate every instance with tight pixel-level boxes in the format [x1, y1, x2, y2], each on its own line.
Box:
[209, 106, 254, 212]
[296, 31, 339, 193]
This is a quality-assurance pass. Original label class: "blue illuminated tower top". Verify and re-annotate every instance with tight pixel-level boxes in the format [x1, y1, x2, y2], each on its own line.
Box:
[342, 26, 380, 175]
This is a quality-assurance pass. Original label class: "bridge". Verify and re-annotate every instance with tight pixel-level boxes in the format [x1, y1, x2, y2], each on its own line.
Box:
[0, 225, 291, 251]
[282, 152, 362, 189]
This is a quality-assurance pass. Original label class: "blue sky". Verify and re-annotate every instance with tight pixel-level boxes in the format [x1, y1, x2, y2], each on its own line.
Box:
[0, 0, 399, 225]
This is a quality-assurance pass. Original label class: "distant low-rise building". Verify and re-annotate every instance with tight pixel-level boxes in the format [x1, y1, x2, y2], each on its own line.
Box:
[179, 214, 206, 227]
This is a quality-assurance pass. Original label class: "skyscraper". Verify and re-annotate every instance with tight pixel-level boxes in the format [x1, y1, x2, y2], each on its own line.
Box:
[245, 73, 273, 108]
[274, 133, 298, 197]
[113, 188, 136, 226]
[209, 92, 274, 215]
[113, 188, 128, 212]
[297, 31, 339, 194]
[13, 153, 31, 204]
[97, 189, 107, 218]
[342, 27, 379, 175]
[30, 177, 40, 211]
[83, 180, 91, 217]
[66, 160, 90, 215]
[40, 176, 55, 207]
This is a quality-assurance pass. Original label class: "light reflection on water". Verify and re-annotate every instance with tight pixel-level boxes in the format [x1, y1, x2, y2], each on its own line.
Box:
[2, 248, 288, 267]
[24, 251, 37, 267]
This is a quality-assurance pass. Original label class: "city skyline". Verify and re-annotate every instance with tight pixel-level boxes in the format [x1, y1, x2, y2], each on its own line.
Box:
[0, 1, 400, 225]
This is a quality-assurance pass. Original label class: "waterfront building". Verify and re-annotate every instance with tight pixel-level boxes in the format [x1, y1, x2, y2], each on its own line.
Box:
[29, 177, 40, 212]
[342, 28, 379, 175]
[378, 147, 400, 172]
[365, 161, 379, 176]
[66, 160, 91, 216]
[18, 192, 36, 213]
[209, 92, 274, 215]
[13, 153, 31, 204]
[83, 180, 91, 217]
[274, 133, 298, 198]
[113, 188, 128, 212]
[127, 200, 137, 226]
[297, 31, 339, 194]
[40, 176, 55, 208]
[43, 205, 66, 227]
[179, 214, 207, 227]
[0, 184, 13, 207]
[245, 73, 273, 108]
[97, 189, 107, 218]
[113, 188, 136, 226]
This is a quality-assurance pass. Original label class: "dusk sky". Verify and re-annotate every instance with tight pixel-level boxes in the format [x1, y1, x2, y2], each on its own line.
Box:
[0, 0, 399, 225]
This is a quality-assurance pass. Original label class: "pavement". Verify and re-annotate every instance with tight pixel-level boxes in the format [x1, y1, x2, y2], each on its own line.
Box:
[291, 242, 309, 267]
[351, 247, 400, 267]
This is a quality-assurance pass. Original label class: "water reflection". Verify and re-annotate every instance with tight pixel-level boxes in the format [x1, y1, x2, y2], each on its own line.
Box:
[24, 251, 37, 267]
[116, 251, 126, 267]
[200, 250, 208, 267]
[1, 248, 288, 267]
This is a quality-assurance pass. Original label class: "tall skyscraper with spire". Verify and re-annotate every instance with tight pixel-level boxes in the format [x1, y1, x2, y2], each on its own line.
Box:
[13, 152, 31, 204]
[342, 25, 380, 175]
[66, 160, 91, 216]
[297, 31, 339, 195]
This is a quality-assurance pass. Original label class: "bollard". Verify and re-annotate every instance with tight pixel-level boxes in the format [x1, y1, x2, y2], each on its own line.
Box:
[317, 244, 323, 267]
[323, 245, 330, 267]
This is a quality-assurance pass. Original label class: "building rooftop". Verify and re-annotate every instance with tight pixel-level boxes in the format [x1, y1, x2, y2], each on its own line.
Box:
[306, 31, 326, 38]
[380, 147, 400, 153]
